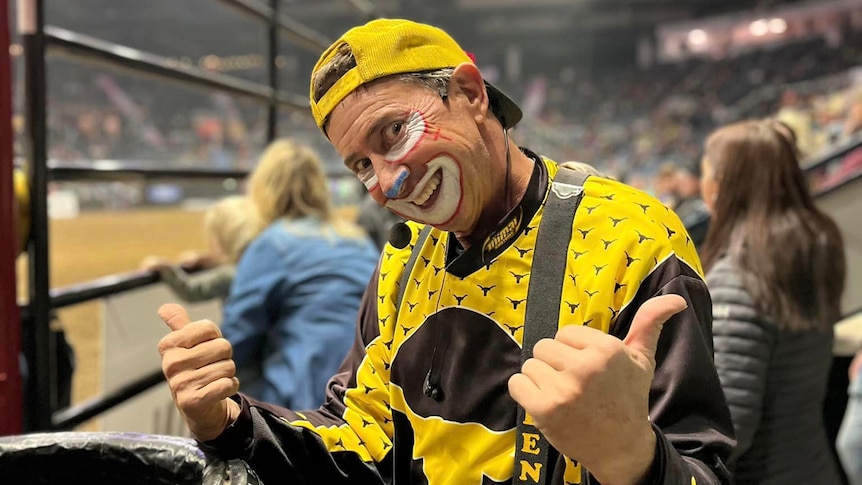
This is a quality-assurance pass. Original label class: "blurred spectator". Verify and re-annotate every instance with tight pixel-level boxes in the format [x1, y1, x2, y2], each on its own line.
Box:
[814, 96, 847, 147]
[672, 160, 710, 246]
[700, 119, 846, 484]
[141, 195, 261, 302]
[226, 139, 379, 409]
[653, 162, 679, 207]
[775, 90, 817, 158]
[843, 91, 862, 140]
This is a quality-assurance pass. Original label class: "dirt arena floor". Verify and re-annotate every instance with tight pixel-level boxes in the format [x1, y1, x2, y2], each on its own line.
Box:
[16, 206, 358, 431]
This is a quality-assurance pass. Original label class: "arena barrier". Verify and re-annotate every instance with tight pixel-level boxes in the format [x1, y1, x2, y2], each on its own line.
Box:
[8, 0, 377, 435]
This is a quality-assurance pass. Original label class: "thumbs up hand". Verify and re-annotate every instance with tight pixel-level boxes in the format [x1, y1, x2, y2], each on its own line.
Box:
[508, 294, 688, 485]
[157, 303, 241, 441]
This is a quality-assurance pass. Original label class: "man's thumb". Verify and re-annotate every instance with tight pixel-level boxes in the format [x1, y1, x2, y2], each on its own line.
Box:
[623, 294, 688, 362]
[158, 303, 191, 331]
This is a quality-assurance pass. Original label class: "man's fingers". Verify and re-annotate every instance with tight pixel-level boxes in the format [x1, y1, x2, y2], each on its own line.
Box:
[623, 294, 687, 362]
[176, 377, 239, 414]
[160, 320, 222, 352]
[162, 338, 234, 377]
[188, 360, 238, 391]
[159, 303, 192, 331]
[520, 357, 561, 391]
[196, 376, 241, 404]
[533, 338, 578, 371]
[158, 320, 223, 358]
[554, 324, 606, 350]
[508, 372, 543, 411]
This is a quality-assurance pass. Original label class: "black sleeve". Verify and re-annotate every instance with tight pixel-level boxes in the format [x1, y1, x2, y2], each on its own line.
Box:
[611, 257, 736, 485]
[198, 272, 395, 485]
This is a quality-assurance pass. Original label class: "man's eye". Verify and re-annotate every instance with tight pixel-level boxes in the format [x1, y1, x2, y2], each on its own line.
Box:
[384, 122, 403, 143]
[354, 158, 372, 173]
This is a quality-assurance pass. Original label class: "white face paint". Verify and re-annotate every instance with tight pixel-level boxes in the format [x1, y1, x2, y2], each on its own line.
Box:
[385, 155, 462, 226]
[352, 110, 425, 193]
[384, 111, 426, 162]
[359, 169, 378, 192]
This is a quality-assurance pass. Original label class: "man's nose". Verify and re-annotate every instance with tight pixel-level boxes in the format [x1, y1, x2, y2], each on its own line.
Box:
[376, 163, 411, 200]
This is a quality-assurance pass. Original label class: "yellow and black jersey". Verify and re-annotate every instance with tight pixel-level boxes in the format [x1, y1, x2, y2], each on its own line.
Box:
[202, 153, 734, 485]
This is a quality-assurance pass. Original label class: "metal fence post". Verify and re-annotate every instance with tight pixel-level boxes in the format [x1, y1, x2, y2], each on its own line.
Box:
[0, 0, 25, 436]
[20, 0, 54, 431]
[267, 0, 280, 142]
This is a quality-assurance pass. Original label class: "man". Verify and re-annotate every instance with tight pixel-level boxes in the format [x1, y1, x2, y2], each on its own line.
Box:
[158, 19, 734, 485]
[672, 161, 710, 248]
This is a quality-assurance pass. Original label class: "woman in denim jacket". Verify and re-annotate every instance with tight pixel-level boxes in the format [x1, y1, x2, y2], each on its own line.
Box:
[223, 139, 378, 410]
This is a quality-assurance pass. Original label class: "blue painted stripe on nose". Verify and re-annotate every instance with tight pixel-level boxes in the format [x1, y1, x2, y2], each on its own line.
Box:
[386, 168, 410, 199]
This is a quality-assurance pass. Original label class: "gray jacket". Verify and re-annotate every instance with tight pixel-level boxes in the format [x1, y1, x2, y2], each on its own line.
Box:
[159, 264, 235, 303]
[707, 256, 840, 485]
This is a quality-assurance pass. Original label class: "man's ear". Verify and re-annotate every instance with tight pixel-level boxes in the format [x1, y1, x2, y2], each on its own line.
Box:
[452, 62, 490, 124]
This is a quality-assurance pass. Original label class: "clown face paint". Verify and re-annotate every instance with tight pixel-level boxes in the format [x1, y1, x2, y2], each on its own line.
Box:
[353, 110, 427, 194]
[356, 164, 379, 192]
[384, 111, 426, 162]
[385, 155, 462, 226]
[385, 166, 410, 199]
[379, 111, 462, 226]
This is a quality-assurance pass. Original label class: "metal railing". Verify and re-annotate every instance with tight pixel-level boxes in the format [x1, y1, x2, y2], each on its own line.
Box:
[17, 266, 207, 430]
[13, 0, 379, 433]
[48, 162, 251, 182]
[803, 132, 862, 173]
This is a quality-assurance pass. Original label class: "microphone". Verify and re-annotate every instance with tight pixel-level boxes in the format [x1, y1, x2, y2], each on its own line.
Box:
[388, 222, 413, 250]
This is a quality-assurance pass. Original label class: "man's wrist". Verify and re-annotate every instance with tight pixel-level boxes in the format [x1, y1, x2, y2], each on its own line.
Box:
[191, 398, 241, 442]
[593, 423, 658, 485]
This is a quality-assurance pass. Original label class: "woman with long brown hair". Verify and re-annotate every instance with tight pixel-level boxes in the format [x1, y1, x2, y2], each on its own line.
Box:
[700, 119, 846, 484]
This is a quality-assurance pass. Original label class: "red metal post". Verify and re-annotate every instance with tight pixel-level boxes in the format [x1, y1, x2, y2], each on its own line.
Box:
[0, 0, 25, 436]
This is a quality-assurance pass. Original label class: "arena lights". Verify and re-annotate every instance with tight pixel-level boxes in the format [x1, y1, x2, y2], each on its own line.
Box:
[750, 17, 787, 36]
[769, 18, 787, 34]
[687, 29, 708, 46]
[749, 19, 769, 36]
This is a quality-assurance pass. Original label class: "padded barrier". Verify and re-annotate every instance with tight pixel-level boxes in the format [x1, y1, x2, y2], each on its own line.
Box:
[0, 431, 261, 485]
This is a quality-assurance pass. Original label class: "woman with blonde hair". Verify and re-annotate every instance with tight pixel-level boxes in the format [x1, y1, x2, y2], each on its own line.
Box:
[141, 195, 261, 302]
[224, 138, 378, 410]
[700, 119, 846, 484]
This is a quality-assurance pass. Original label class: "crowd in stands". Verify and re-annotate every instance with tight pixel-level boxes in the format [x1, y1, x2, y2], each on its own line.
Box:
[10, 26, 862, 211]
[513, 29, 862, 192]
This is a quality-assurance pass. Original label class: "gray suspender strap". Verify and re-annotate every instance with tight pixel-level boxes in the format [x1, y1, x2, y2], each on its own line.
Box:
[513, 167, 590, 485]
[395, 225, 433, 312]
